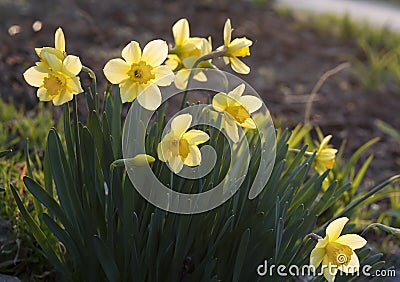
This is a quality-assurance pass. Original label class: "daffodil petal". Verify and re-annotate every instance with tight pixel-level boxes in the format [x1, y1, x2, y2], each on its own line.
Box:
[212, 93, 229, 112]
[42, 52, 63, 72]
[122, 41, 141, 65]
[23, 67, 46, 87]
[141, 40, 168, 67]
[323, 256, 337, 282]
[335, 234, 367, 250]
[184, 145, 201, 166]
[193, 71, 207, 82]
[173, 18, 189, 46]
[228, 38, 252, 54]
[53, 91, 73, 106]
[183, 130, 209, 145]
[240, 118, 256, 129]
[120, 80, 138, 103]
[63, 55, 82, 76]
[137, 84, 161, 110]
[315, 235, 330, 248]
[153, 65, 175, 86]
[224, 120, 239, 143]
[66, 77, 84, 94]
[310, 247, 325, 269]
[318, 149, 338, 160]
[239, 95, 262, 113]
[37, 87, 52, 101]
[165, 55, 180, 71]
[171, 114, 192, 137]
[174, 69, 190, 90]
[223, 18, 232, 46]
[229, 56, 250, 74]
[157, 142, 166, 162]
[318, 135, 333, 151]
[228, 83, 246, 100]
[339, 253, 359, 273]
[103, 58, 130, 84]
[326, 217, 349, 241]
[55, 27, 65, 52]
[169, 155, 184, 173]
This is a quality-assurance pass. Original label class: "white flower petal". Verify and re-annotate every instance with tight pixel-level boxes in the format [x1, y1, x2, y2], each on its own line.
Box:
[228, 83, 246, 100]
[240, 118, 256, 129]
[173, 18, 189, 46]
[103, 58, 130, 84]
[23, 67, 46, 87]
[239, 95, 262, 113]
[141, 40, 168, 66]
[310, 247, 325, 269]
[336, 234, 367, 250]
[323, 256, 337, 282]
[37, 87, 52, 101]
[229, 56, 250, 74]
[224, 120, 239, 143]
[171, 114, 192, 138]
[55, 27, 65, 52]
[66, 77, 83, 94]
[183, 130, 209, 145]
[326, 217, 349, 242]
[137, 83, 161, 110]
[184, 145, 201, 166]
[174, 69, 190, 90]
[53, 91, 73, 106]
[223, 18, 232, 46]
[169, 155, 184, 173]
[212, 93, 229, 112]
[42, 52, 63, 71]
[122, 41, 141, 64]
[193, 70, 207, 82]
[339, 253, 359, 273]
[63, 55, 82, 76]
[153, 65, 175, 86]
[120, 80, 138, 103]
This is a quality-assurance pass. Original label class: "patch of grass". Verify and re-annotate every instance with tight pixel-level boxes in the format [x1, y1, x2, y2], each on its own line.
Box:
[0, 98, 58, 280]
[282, 10, 400, 91]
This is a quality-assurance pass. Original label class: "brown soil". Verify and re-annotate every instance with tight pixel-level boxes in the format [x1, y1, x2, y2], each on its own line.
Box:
[0, 0, 399, 185]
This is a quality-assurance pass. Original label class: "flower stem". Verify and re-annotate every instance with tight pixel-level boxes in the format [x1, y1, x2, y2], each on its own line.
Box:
[308, 233, 323, 241]
[82, 66, 98, 112]
[288, 148, 314, 156]
[180, 46, 228, 109]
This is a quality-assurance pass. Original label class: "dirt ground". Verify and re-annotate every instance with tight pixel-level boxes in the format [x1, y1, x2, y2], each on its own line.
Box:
[1, 0, 399, 185]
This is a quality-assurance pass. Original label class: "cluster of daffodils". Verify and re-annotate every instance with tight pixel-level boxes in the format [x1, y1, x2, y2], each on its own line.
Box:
[310, 217, 367, 282]
[23, 28, 84, 106]
[23, 21, 259, 174]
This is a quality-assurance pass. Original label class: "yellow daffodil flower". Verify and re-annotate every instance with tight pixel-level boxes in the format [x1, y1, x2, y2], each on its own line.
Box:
[167, 18, 204, 68]
[173, 37, 213, 89]
[103, 40, 174, 110]
[310, 217, 367, 282]
[166, 18, 213, 89]
[314, 135, 338, 174]
[23, 28, 84, 106]
[212, 84, 262, 143]
[157, 114, 209, 173]
[218, 19, 252, 74]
